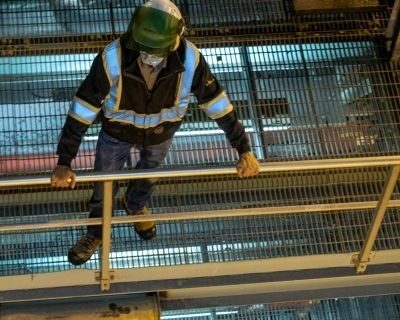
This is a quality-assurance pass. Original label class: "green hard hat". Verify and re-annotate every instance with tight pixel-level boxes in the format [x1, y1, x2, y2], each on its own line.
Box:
[125, 0, 183, 56]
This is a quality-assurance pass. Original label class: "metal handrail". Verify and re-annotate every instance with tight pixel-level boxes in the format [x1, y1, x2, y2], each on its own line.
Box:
[1, 155, 400, 290]
[1, 156, 400, 187]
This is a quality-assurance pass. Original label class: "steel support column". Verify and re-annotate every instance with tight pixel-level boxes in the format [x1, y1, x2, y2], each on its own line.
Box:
[100, 180, 113, 291]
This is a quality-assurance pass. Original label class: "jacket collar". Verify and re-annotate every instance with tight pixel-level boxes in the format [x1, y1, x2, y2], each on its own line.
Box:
[121, 39, 185, 79]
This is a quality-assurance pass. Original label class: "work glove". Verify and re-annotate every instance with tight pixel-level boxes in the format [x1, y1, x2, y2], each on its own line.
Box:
[51, 165, 76, 189]
[236, 152, 260, 178]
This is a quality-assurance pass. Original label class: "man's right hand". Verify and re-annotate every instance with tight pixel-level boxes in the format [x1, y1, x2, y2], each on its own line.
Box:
[51, 165, 76, 189]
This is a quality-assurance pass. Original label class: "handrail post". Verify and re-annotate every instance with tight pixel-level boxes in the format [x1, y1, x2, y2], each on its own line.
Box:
[100, 180, 113, 291]
[353, 165, 400, 273]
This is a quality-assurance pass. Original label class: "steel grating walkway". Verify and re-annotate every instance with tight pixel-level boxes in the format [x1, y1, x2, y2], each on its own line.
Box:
[0, 207, 399, 275]
[161, 294, 400, 320]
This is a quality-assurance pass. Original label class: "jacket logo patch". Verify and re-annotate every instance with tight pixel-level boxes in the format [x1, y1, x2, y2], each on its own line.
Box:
[153, 126, 164, 134]
[206, 77, 215, 86]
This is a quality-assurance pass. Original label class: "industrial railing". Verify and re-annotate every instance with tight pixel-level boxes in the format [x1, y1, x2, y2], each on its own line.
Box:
[1, 156, 400, 293]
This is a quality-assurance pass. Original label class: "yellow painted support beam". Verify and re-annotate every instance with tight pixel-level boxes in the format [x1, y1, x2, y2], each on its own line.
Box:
[355, 165, 400, 273]
[100, 181, 113, 291]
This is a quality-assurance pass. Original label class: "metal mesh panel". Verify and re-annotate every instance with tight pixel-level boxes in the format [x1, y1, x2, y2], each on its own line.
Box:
[0, 1, 136, 37]
[1, 41, 400, 174]
[161, 294, 400, 320]
[0, 0, 393, 37]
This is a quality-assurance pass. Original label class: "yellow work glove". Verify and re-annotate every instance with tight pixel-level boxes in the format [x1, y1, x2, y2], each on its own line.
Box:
[50, 165, 76, 189]
[236, 152, 260, 178]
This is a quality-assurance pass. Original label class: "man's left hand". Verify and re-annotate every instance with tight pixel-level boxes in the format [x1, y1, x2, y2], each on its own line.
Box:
[236, 152, 260, 178]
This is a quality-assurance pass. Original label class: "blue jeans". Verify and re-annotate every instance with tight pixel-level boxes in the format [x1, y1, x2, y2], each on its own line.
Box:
[87, 129, 173, 238]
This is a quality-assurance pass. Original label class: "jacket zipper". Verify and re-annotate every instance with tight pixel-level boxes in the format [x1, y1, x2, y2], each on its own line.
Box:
[154, 69, 182, 87]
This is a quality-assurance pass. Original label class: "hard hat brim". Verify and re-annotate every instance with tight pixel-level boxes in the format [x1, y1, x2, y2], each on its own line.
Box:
[132, 6, 180, 49]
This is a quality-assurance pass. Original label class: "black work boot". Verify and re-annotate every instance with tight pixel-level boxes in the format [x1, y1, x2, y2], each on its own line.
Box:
[131, 207, 157, 240]
[68, 234, 102, 265]
[122, 199, 156, 240]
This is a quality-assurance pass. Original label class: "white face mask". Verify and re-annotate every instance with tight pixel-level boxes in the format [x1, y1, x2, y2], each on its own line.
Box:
[140, 51, 165, 68]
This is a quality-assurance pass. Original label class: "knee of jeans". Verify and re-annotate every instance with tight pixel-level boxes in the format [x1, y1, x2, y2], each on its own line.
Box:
[136, 160, 161, 170]
[127, 177, 158, 189]
[89, 201, 103, 211]
[147, 178, 158, 184]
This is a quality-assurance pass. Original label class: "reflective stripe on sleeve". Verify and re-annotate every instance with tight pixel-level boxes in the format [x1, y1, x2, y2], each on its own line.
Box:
[68, 97, 99, 125]
[199, 91, 234, 119]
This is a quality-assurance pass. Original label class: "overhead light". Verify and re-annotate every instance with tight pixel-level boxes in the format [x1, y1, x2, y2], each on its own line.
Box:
[216, 310, 239, 315]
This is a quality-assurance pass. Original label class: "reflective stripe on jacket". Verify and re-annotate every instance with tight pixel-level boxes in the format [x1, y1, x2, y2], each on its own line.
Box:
[68, 39, 233, 128]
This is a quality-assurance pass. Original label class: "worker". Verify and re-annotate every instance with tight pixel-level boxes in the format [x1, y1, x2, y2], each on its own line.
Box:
[51, 0, 260, 265]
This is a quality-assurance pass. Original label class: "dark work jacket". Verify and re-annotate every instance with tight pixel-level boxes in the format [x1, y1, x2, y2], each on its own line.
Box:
[57, 38, 251, 167]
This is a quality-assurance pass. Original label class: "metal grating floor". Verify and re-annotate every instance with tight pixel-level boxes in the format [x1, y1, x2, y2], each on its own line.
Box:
[161, 294, 400, 320]
[1, 206, 399, 275]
